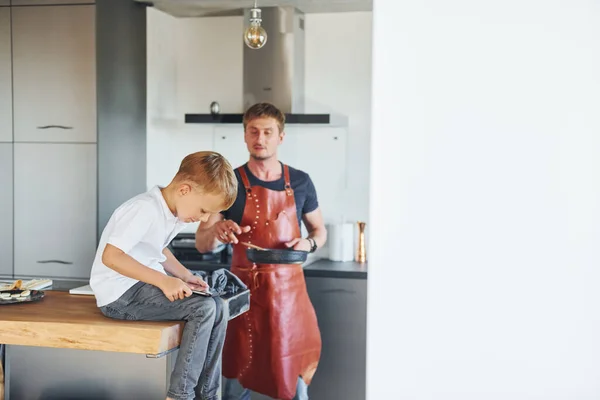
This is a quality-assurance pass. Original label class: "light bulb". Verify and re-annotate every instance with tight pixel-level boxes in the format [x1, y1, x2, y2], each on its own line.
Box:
[244, 8, 267, 50]
[244, 24, 267, 49]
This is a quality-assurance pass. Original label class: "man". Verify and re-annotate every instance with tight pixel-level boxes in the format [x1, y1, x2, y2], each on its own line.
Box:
[195, 102, 327, 400]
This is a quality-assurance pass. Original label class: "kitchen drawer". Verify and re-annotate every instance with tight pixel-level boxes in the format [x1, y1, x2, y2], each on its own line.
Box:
[306, 277, 367, 400]
[0, 7, 11, 142]
[11, 0, 95, 5]
[0, 144, 13, 277]
[12, 5, 96, 143]
[0, 1, 9, 6]
[14, 143, 97, 279]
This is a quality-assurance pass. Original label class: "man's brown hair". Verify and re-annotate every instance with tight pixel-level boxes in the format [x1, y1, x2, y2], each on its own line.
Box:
[243, 102, 286, 132]
[174, 151, 237, 209]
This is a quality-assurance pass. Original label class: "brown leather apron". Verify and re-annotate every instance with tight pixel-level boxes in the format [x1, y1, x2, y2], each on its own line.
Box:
[222, 165, 322, 400]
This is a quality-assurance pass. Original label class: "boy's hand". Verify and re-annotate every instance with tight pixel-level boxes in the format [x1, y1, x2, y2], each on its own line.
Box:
[213, 220, 251, 244]
[184, 274, 209, 292]
[160, 276, 192, 302]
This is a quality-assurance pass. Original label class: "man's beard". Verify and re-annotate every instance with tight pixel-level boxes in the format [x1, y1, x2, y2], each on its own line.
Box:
[250, 152, 272, 161]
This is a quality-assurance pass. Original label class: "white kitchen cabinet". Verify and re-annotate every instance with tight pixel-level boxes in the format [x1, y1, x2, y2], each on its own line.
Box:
[213, 125, 348, 223]
[284, 127, 348, 222]
[14, 143, 97, 279]
[12, 5, 96, 143]
[306, 276, 367, 400]
[11, 0, 94, 5]
[0, 144, 13, 277]
[147, 124, 216, 189]
[211, 125, 346, 170]
[212, 125, 249, 169]
[0, 7, 11, 142]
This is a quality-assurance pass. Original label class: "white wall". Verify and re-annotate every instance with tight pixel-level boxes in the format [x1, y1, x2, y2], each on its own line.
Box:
[368, 1, 600, 399]
[147, 8, 180, 188]
[175, 16, 244, 115]
[146, 10, 372, 227]
[305, 12, 372, 225]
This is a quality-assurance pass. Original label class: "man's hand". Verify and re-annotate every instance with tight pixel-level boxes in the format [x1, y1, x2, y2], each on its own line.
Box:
[213, 219, 251, 244]
[285, 238, 312, 252]
[184, 273, 209, 292]
[159, 276, 193, 302]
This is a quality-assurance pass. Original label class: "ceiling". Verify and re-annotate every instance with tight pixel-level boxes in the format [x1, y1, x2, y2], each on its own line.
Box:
[135, 0, 373, 17]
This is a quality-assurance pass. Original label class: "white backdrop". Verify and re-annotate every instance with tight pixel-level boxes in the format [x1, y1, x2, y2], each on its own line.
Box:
[368, 0, 600, 399]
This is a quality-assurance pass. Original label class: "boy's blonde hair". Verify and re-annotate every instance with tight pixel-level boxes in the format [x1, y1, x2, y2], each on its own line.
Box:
[174, 151, 237, 209]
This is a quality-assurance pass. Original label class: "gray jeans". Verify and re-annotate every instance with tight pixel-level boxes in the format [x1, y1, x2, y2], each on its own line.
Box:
[222, 377, 308, 400]
[100, 281, 228, 400]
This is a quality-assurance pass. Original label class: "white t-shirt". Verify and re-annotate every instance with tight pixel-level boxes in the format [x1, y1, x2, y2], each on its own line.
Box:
[90, 186, 188, 307]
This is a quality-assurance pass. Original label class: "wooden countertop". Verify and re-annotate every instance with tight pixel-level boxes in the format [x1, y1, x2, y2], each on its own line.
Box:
[0, 291, 183, 355]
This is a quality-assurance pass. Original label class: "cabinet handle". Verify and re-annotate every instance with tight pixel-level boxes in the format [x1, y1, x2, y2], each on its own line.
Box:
[37, 260, 73, 265]
[320, 289, 355, 294]
[37, 125, 74, 130]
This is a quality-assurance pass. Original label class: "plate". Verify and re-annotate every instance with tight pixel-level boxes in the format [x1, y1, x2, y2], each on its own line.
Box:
[0, 289, 45, 305]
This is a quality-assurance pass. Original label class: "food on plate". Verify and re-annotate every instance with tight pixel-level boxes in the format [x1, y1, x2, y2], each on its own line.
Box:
[9, 279, 22, 290]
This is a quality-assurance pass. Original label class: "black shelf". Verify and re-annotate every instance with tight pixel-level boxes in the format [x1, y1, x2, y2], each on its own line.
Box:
[185, 113, 330, 124]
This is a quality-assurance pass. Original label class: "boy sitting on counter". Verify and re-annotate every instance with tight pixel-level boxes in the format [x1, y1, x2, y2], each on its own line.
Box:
[90, 151, 237, 400]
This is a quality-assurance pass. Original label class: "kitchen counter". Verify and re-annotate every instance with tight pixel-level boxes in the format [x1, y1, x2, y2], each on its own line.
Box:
[180, 259, 368, 280]
[3, 260, 367, 399]
[0, 291, 182, 354]
[303, 259, 368, 279]
[1, 291, 183, 400]
[28, 260, 367, 296]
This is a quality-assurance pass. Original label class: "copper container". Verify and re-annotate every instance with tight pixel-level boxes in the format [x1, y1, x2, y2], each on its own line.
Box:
[355, 221, 367, 263]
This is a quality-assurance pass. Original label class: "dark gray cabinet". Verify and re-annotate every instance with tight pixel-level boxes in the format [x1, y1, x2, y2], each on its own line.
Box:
[306, 277, 367, 400]
[12, 5, 96, 143]
[0, 144, 13, 277]
[11, 0, 94, 5]
[14, 143, 97, 279]
[0, 7, 11, 142]
[0, 0, 146, 280]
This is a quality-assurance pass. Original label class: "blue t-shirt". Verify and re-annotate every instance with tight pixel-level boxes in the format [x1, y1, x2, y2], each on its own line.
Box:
[221, 163, 319, 228]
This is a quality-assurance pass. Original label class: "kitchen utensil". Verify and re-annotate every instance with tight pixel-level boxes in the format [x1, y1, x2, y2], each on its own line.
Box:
[327, 222, 355, 262]
[240, 242, 267, 251]
[355, 221, 367, 263]
[246, 248, 308, 265]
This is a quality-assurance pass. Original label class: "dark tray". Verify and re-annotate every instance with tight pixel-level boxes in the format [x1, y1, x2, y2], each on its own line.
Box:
[193, 289, 250, 321]
[246, 248, 308, 265]
[219, 289, 250, 321]
[0, 289, 45, 305]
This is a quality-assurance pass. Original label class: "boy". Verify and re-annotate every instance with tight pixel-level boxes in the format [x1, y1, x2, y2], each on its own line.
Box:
[90, 151, 238, 400]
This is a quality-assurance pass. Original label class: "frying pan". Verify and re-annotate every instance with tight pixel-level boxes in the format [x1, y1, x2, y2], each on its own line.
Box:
[242, 242, 308, 265]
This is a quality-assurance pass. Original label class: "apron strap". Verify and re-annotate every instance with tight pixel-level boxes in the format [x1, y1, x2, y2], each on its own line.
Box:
[283, 165, 293, 196]
[238, 166, 252, 192]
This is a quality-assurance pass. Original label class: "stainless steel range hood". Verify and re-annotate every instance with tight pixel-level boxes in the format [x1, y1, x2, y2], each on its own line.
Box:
[242, 6, 305, 114]
[185, 6, 344, 125]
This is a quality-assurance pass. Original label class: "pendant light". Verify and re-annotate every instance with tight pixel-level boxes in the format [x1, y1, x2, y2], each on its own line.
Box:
[244, 0, 267, 50]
